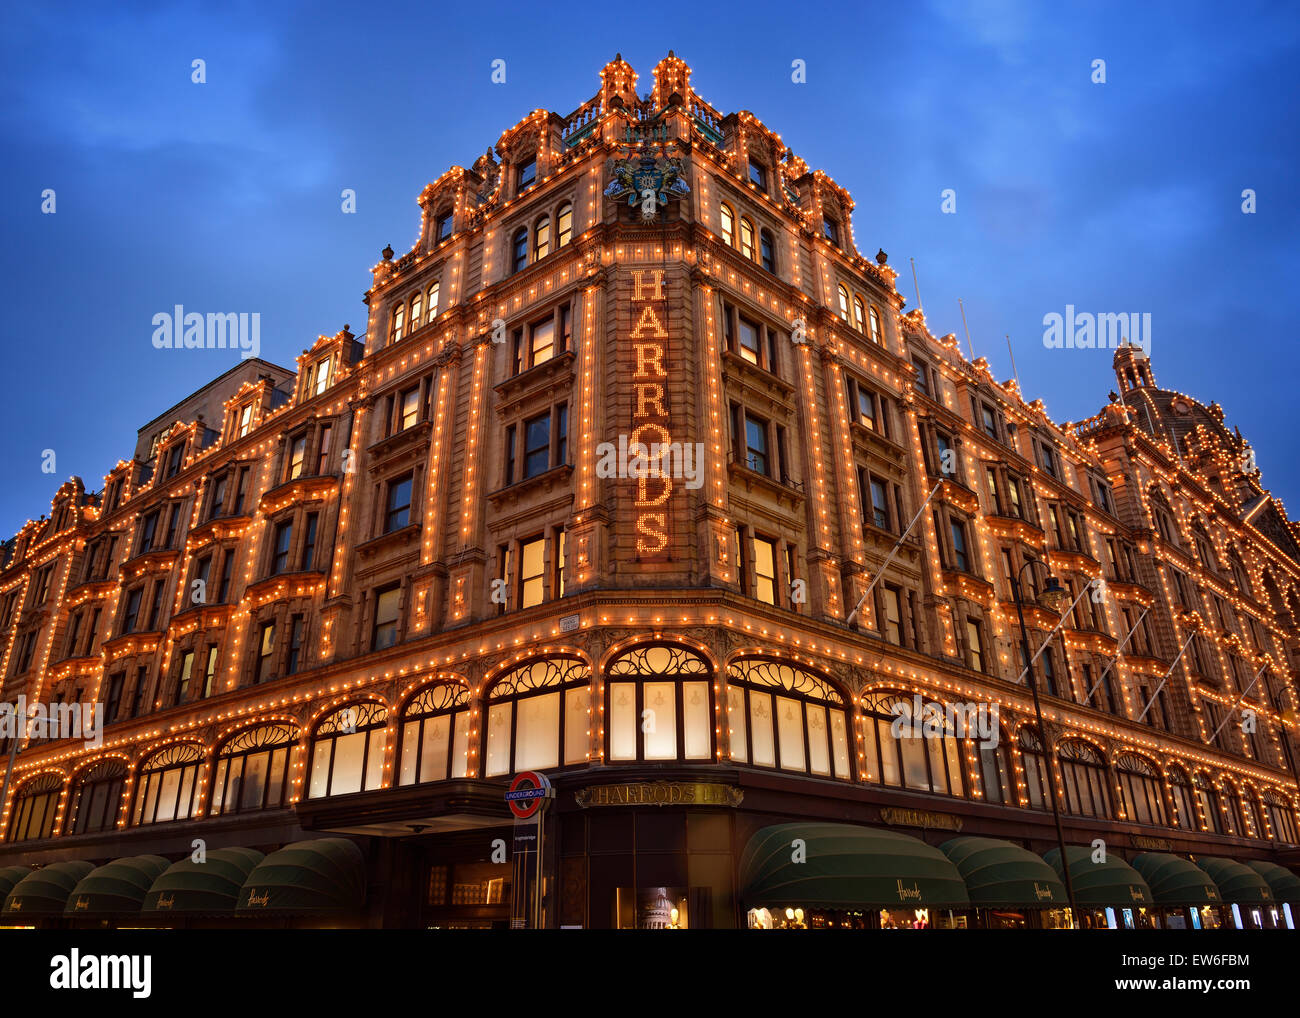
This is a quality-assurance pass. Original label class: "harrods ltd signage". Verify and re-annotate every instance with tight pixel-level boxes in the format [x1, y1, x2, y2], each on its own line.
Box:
[574, 781, 744, 808]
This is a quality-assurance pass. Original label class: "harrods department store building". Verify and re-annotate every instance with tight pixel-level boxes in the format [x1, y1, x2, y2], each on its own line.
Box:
[3, 54, 1300, 931]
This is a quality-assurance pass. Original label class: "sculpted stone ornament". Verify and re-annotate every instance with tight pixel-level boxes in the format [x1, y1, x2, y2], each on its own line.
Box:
[605, 153, 690, 221]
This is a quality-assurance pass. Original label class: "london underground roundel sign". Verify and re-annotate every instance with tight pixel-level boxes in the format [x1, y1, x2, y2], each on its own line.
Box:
[506, 771, 553, 820]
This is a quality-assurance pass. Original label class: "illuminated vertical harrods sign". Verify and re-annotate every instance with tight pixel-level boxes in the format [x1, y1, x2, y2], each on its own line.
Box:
[628, 267, 673, 557]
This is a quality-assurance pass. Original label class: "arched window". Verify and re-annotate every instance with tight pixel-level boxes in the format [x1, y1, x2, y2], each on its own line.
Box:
[606, 645, 712, 764]
[1220, 778, 1246, 836]
[556, 203, 573, 248]
[719, 203, 735, 246]
[1169, 765, 1197, 830]
[409, 291, 422, 332]
[837, 284, 851, 322]
[485, 657, 591, 776]
[6, 772, 62, 841]
[209, 723, 296, 816]
[739, 217, 756, 260]
[1264, 789, 1298, 844]
[725, 659, 851, 780]
[853, 295, 866, 333]
[859, 691, 968, 797]
[1115, 754, 1167, 826]
[759, 228, 775, 272]
[978, 732, 1015, 805]
[133, 744, 202, 825]
[511, 227, 529, 273]
[1058, 740, 1112, 818]
[533, 216, 551, 261]
[1018, 728, 1050, 809]
[869, 306, 882, 344]
[390, 301, 405, 343]
[308, 702, 387, 798]
[1194, 772, 1223, 834]
[67, 760, 126, 835]
[398, 682, 472, 785]
[426, 281, 440, 324]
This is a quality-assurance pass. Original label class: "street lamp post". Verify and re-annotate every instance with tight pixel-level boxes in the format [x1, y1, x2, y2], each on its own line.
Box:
[1009, 558, 1077, 919]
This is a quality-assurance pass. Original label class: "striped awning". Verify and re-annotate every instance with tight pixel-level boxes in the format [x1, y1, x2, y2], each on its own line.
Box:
[1043, 847, 1152, 905]
[65, 855, 172, 915]
[236, 838, 366, 914]
[940, 836, 1067, 907]
[1130, 853, 1222, 906]
[144, 847, 265, 914]
[2, 860, 95, 916]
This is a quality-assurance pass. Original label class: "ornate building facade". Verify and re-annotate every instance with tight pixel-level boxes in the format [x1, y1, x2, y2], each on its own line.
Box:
[1, 53, 1298, 929]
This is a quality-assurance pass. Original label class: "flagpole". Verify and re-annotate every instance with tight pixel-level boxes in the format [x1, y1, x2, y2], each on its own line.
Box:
[845, 482, 942, 628]
[1135, 629, 1199, 723]
[1207, 661, 1268, 744]
[1084, 606, 1150, 703]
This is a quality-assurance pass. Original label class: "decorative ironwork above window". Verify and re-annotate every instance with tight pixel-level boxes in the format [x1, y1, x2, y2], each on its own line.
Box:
[727, 659, 844, 704]
[140, 743, 203, 771]
[220, 723, 298, 755]
[316, 701, 387, 735]
[607, 644, 709, 678]
[406, 681, 471, 717]
[490, 657, 589, 698]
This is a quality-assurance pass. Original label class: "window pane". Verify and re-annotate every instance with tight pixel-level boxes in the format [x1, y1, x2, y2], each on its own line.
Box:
[452, 712, 470, 778]
[829, 711, 850, 778]
[609, 682, 636, 761]
[642, 682, 677, 760]
[240, 752, 267, 811]
[927, 736, 950, 794]
[806, 704, 830, 776]
[901, 737, 929, 791]
[564, 685, 589, 765]
[860, 717, 879, 782]
[308, 741, 331, 798]
[420, 716, 450, 783]
[485, 703, 512, 776]
[683, 681, 710, 760]
[728, 686, 747, 762]
[266, 749, 286, 808]
[749, 691, 775, 767]
[210, 759, 228, 814]
[515, 691, 560, 771]
[776, 696, 806, 772]
[364, 730, 386, 790]
[330, 732, 367, 795]
[879, 723, 902, 786]
[399, 720, 420, 785]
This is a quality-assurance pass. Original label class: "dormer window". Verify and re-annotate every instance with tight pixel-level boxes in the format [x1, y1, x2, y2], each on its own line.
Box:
[237, 402, 254, 438]
[748, 160, 767, 191]
[164, 442, 185, 479]
[823, 218, 840, 246]
[435, 212, 453, 243]
[313, 355, 332, 396]
[517, 157, 537, 192]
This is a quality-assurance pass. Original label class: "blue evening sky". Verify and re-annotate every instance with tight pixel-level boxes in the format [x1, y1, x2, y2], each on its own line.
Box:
[2, 0, 1297, 537]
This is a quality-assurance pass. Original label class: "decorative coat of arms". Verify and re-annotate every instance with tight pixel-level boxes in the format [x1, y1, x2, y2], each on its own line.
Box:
[604, 153, 690, 221]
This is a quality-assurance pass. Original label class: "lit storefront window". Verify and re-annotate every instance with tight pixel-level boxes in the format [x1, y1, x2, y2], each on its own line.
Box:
[308, 702, 387, 798]
[209, 723, 296, 815]
[606, 645, 712, 763]
[132, 744, 203, 825]
[859, 692, 967, 796]
[398, 682, 472, 785]
[725, 658, 851, 779]
[484, 657, 590, 776]
[6, 772, 62, 841]
[66, 760, 126, 835]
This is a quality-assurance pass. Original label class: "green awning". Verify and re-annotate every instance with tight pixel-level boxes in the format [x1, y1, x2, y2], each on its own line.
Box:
[1194, 857, 1273, 903]
[1043, 847, 1152, 905]
[1130, 853, 1222, 906]
[740, 823, 971, 909]
[0, 866, 32, 900]
[1244, 860, 1300, 904]
[236, 838, 366, 914]
[939, 836, 1067, 907]
[143, 847, 265, 914]
[65, 855, 171, 916]
[2, 860, 95, 916]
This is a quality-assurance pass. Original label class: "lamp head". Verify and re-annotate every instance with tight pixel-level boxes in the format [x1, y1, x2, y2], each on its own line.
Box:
[1038, 575, 1068, 615]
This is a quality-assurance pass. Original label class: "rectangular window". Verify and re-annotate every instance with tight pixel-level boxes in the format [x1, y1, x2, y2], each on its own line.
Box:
[106, 673, 125, 722]
[504, 425, 516, 485]
[255, 621, 275, 684]
[385, 474, 413, 532]
[121, 587, 143, 634]
[287, 435, 307, 480]
[530, 318, 555, 366]
[435, 212, 453, 243]
[950, 520, 970, 572]
[400, 388, 420, 431]
[753, 536, 777, 605]
[555, 527, 566, 599]
[555, 404, 567, 466]
[176, 650, 194, 705]
[238, 403, 254, 437]
[822, 218, 839, 246]
[316, 425, 332, 474]
[140, 510, 159, 552]
[203, 646, 218, 698]
[287, 615, 305, 675]
[523, 413, 550, 478]
[302, 513, 319, 571]
[519, 536, 545, 609]
[966, 620, 985, 672]
[373, 585, 400, 650]
[883, 586, 903, 644]
[217, 549, 235, 603]
[314, 356, 332, 395]
[272, 520, 292, 574]
[743, 414, 769, 475]
[748, 160, 767, 189]
[517, 158, 536, 191]
[738, 316, 761, 365]
[911, 356, 930, 396]
[870, 477, 890, 531]
[980, 403, 998, 439]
